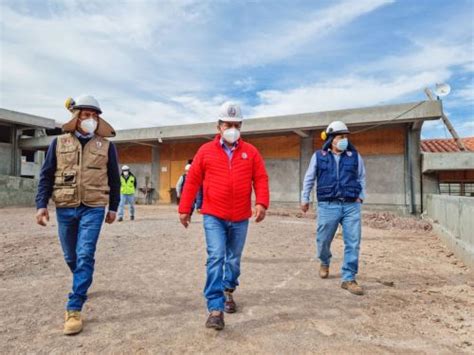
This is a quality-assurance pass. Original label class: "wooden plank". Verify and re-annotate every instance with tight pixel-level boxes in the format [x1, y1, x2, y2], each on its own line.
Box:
[117, 145, 152, 163]
[246, 135, 300, 159]
[159, 160, 171, 202]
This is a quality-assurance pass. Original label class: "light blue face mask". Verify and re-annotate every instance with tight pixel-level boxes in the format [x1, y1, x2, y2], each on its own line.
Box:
[336, 138, 348, 151]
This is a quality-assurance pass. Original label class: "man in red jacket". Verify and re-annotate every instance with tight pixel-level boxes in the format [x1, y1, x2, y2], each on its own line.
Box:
[179, 102, 270, 331]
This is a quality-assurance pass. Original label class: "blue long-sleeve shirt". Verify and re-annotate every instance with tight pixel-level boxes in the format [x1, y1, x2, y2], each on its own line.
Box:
[301, 150, 366, 204]
[35, 135, 121, 211]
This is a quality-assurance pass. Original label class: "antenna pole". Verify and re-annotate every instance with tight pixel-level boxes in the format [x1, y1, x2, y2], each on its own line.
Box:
[424, 87, 466, 151]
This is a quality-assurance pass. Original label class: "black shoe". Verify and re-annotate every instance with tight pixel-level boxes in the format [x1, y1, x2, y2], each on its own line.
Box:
[118, 217, 123, 222]
[224, 289, 236, 313]
[205, 312, 224, 330]
[131, 216, 135, 221]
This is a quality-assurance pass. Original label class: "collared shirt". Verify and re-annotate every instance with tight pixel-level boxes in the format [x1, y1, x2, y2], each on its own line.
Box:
[220, 137, 238, 160]
[301, 150, 366, 204]
[74, 130, 95, 139]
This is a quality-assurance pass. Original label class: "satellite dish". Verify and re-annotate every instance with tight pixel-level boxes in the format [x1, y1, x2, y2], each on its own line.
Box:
[434, 83, 451, 97]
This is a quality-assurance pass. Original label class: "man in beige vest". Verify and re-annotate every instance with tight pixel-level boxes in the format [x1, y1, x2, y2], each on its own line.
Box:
[35, 95, 121, 335]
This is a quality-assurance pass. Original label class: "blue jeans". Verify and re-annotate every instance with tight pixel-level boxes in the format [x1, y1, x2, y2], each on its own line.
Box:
[118, 194, 135, 218]
[56, 205, 105, 311]
[316, 201, 362, 282]
[203, 214, 249, 312]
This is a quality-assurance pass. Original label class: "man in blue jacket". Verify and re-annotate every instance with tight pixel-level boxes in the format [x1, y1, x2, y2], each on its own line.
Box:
[35, 95, 121, 334]
[301, 121, 366, 295]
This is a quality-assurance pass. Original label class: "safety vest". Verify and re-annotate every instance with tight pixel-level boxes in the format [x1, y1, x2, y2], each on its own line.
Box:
[316, 149, 362, 201]
[52, 133, 110, 208]
[120, 175, 136, 195]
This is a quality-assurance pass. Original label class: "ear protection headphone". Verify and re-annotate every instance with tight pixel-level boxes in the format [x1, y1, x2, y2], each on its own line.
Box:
[64, 97, 75, 112]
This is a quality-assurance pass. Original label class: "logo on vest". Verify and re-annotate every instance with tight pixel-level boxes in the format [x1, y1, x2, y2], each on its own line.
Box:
[62, 137, 72, 145]
[346, 151, 353, 157]
[242, 152, 248, 159]
[96, 140, 102, 149]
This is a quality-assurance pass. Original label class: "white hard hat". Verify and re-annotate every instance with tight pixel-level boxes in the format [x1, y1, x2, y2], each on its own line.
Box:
[218, 102, 243, 122]
[184, 164, 192, 171]
[122, 165, 130, 171]
[72, 95, 102, 114]
[325, 121, 350, 135]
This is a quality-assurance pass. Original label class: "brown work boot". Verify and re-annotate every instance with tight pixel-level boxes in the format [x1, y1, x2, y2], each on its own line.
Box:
[224, 289, 236, 313]
[63, 310, 83, 335]
[205, 311, 225, 331]
[319, 264, 329, 279]
[341, 280, 364, 295]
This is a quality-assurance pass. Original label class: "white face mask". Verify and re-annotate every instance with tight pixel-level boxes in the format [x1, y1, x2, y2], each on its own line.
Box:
[123, 171, 129, 176]
[80, 118, 98, 134]
[222, 127, 240, 144]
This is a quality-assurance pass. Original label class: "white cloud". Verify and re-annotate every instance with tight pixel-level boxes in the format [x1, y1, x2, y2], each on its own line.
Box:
[250, 71, 450, 117]
[0, 0, 471, 139]
[229, 0, 394, 67]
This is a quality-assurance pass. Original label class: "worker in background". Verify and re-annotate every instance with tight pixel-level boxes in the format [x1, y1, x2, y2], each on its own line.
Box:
[35, 95, 120, 335]
[118, 165, 137, 222]
[179, 102, 269, 331]
[176, 163, 192, 205]
[301, 121, 366, 296]
[176, 162, 203, 219]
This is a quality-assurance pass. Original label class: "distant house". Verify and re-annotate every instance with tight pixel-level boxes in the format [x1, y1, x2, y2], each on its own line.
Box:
[421, 137, 474, 198]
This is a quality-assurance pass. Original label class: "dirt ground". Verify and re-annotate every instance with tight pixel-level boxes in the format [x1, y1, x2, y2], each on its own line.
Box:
[0, 205, 473, 354]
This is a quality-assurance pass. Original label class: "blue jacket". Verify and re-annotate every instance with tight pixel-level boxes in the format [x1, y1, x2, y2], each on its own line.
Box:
[315, 148, 361, 201]
[302, 142, 366, 204]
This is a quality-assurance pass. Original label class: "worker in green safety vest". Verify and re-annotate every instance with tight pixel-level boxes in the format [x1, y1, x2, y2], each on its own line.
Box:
[118, 165, 137, 221]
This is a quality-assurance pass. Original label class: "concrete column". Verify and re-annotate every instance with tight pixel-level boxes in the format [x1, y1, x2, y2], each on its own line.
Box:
[151, 146, 160, 203]
[11, 125, 21, 177]
[422, 172, 439, 212]
[406, 125, 422, 214]
[34, 129, 45, 170]
[299, 132, 314, 204]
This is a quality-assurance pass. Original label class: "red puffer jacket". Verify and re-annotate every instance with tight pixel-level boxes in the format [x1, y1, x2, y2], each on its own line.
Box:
[179, 135, 270, 222]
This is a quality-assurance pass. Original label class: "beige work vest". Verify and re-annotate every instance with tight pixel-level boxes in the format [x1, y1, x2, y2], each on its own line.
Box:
[52, 133, 110, 208]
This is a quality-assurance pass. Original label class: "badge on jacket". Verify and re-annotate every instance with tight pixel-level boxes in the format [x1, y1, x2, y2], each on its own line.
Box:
[96, 140, 102, 149]
[242, 152, 248, 159]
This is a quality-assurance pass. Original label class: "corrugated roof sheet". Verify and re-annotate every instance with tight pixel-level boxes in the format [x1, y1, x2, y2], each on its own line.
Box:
[421, 137, 474, 153]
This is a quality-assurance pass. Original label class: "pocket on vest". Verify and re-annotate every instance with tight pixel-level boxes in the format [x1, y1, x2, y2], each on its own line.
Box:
[58, 151, 78, 165]
[54, 171, 77, 185]
[317, 186, 333, 194]
[83, 187, 109, 205]
[52, 188, 76, 203]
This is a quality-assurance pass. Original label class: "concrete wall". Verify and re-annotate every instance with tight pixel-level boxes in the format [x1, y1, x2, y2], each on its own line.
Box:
[0, 174, 37, 207]
[265, 159, 300, 203]
[0, 143, 12, 175]
[364, 154, 408, 213]
[425, 194, 474, 268]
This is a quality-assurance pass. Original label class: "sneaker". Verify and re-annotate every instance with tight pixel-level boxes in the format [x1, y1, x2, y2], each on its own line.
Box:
[205, 311, 225, 330]
[319, 264, 329, 279]
[341, 280, 364, 295]
[224, 289, 236, 313]
[63, 310, 83, 335]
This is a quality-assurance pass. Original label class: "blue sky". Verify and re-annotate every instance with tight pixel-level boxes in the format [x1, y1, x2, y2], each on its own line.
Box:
[1, 0, 473, 138]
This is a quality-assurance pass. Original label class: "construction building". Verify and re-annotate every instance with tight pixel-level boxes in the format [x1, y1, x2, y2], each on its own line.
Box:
[16, 100, 451, 214]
